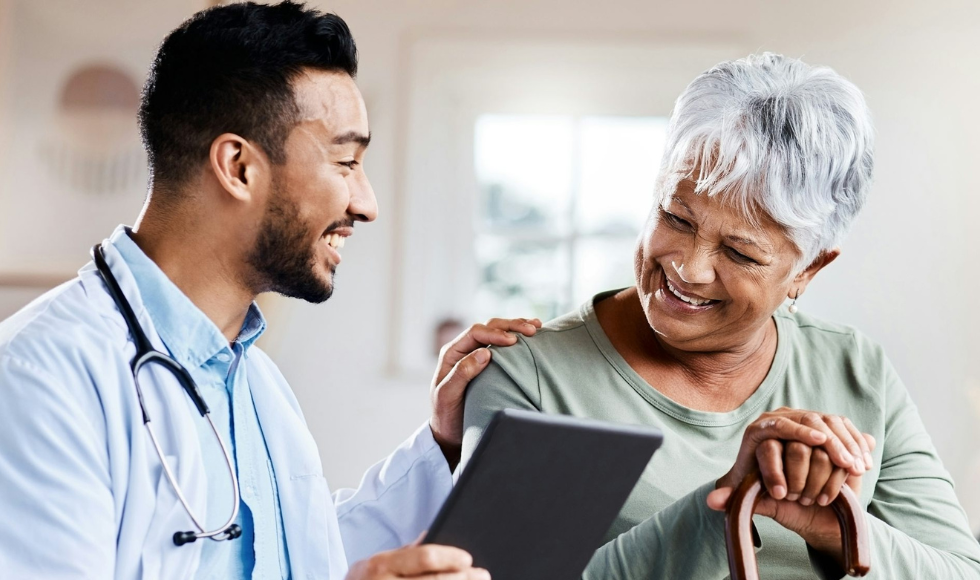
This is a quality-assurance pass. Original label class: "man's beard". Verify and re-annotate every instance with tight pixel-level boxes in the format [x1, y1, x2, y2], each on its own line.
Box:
[247, 182, 334, 304]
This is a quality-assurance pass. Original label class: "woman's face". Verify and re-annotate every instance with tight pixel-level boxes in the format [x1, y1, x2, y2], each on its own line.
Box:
[634, 177, 805, 353]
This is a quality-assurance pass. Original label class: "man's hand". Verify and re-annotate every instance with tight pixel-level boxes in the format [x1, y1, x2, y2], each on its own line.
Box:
[346, 543, 490, 580]
[429, 318, 541, 467]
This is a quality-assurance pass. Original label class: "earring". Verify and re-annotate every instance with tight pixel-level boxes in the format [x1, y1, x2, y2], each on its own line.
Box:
[788, 289, 800, 314]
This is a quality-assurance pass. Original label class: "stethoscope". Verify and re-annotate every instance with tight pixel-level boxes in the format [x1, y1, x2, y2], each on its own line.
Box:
[91, 243, 242, 547]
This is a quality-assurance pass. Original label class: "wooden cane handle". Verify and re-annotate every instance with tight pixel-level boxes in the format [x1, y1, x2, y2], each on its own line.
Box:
[724, 471, 871, 579]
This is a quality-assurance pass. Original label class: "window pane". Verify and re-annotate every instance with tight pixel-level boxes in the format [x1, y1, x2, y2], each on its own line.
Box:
[573, 236, 638, 306]
[577, 116, 668, 235]
[473, 236, 570, 322]
[474, 115, 574, 232]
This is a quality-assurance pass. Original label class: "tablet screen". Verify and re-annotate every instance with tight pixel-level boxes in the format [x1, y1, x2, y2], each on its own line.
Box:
[424, 409, 663, 580]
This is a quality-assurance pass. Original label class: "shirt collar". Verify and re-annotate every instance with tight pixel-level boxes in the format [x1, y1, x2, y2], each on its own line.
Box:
[109, 225, 267, 369]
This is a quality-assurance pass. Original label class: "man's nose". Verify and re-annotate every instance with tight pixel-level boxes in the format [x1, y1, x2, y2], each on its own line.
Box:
[348, 172, 378, 223]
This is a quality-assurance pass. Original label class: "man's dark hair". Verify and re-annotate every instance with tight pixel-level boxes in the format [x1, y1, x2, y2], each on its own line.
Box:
[138, 1, 358, 188]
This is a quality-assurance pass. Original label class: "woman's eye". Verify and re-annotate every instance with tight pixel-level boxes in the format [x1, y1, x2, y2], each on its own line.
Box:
[727, 247, 758, 265]
[662, 210, 692, 230]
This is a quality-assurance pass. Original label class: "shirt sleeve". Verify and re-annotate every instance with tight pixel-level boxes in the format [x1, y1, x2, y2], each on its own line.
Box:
[0, 355, 116, 578]
[808, 356, 980, 580]
[334, 422, 453, 565]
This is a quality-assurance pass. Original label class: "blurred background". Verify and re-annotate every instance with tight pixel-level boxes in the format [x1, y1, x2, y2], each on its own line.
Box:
[0, 0, 978, 532]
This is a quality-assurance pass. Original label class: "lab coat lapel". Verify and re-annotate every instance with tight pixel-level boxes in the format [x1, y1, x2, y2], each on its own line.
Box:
[248, 360, 336, 579]
[90, 236, 207, 577]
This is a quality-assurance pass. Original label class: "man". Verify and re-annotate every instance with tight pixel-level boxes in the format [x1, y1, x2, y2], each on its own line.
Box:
[0, 2, 539, 578]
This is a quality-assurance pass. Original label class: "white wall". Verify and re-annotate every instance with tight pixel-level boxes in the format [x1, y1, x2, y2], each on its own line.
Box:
[0, 0, 978, 532]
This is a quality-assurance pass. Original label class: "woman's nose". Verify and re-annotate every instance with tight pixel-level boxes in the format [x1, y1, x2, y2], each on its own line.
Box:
[674, 248, 715, 285]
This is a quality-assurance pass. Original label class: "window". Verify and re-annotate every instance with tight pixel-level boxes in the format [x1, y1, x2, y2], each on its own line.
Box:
[472, 114, 668, 321]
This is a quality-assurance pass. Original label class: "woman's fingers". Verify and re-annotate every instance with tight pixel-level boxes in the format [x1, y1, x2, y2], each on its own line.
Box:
[746, 415, 827, 447]
[817, 467, 850, 507]
[799, 448, 833, 506]
[798, 412, 856, 472]
[783, 441, 812, 502]
[756, 439, 787, 500]
[824, 414, 866, 474]
[843, 416, 874, 469]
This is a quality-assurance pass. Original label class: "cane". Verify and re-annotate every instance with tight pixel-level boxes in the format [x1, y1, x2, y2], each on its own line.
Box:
[724, 471, 871, 579]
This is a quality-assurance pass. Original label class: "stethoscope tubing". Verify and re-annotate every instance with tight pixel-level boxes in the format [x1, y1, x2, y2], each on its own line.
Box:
[92, 243, 242, 546]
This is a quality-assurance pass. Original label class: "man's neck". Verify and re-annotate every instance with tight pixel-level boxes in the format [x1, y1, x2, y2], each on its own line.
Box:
[130, 201, 256, 344]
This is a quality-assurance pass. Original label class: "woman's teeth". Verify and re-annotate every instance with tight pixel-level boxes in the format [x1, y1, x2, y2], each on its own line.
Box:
[325, 234, 346, 249]
[666, 278, 712, 306]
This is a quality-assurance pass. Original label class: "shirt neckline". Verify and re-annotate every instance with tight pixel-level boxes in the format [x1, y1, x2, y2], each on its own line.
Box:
[581, 289, 789, 427]
[110, 225, 267, 370]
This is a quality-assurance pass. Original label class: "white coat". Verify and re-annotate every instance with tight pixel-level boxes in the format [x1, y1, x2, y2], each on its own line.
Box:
[0, 230, 452, 579]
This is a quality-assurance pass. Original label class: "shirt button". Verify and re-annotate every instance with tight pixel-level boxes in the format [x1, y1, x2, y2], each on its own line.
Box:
[216, 352, 231, 363]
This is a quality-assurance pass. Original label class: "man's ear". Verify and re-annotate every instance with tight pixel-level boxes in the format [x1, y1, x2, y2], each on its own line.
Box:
[790, 248, 841, 298]
[209, 133, 269, 203]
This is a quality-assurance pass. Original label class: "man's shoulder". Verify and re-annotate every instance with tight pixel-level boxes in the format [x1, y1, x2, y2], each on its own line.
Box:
[0, 272, 128, 373]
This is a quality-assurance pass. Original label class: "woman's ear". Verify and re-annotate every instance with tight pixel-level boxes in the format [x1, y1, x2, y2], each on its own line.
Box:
[791, 248, 841, 297]
[209, 133, 270, 203]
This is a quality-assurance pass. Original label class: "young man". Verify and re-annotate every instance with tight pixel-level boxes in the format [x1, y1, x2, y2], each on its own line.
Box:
[0, 3, 538, 578]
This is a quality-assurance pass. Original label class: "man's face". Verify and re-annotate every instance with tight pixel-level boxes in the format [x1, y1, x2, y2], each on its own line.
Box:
[247, 69, 377, 303]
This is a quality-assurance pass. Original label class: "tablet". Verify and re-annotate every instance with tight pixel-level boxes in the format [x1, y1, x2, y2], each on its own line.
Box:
[423, 409, 663, 580]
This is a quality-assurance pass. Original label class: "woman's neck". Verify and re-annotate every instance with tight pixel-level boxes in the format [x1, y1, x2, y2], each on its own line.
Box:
[595, 288, 779, 412]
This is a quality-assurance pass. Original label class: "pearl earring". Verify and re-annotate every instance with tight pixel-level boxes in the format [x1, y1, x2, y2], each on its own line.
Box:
[788, 289, 800, 314]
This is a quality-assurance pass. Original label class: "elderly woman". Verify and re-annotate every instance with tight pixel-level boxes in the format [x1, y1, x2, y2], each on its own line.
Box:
[461, 53, 980, 579]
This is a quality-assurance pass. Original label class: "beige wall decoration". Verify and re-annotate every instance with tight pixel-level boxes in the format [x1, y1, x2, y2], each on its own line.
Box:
[38, 64, 144, 196]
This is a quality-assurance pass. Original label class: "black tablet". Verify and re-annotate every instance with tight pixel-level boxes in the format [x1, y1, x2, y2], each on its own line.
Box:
[423, 409, 663, 580]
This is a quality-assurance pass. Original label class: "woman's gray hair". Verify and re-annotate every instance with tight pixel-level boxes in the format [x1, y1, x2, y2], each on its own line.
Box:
[656, 52, 875, 268]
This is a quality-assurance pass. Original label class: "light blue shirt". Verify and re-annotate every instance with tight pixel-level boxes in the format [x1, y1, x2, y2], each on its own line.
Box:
[114, 231, 289, 579]
[0, 225, 453, 579]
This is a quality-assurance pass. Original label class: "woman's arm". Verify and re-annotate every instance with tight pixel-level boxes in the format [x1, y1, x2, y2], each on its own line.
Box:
[809, 363, 980, 579]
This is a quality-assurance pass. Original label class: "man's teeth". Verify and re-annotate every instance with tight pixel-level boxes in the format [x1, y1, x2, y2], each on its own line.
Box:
[325, 234, 346, 249]
[666, 279, 712, 306]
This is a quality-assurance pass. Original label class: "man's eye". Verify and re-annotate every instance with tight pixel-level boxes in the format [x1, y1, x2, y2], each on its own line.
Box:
[339, 160, 358, 169]
[727, 247, 758, 265]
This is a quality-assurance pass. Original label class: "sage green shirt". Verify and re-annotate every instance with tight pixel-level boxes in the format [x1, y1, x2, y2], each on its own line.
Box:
[461, 291, 980, 579]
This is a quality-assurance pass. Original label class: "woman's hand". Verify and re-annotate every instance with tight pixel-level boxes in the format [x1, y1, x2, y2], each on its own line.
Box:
[707, 408, 876, 562]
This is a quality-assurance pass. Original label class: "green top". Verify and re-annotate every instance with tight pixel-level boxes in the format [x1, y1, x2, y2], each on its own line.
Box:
[461, 291, 980, 579]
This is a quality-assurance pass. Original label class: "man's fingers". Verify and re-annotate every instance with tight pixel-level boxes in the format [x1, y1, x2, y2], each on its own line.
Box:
[436, 349, 491, 399]
[416, 571, 491, 580]
[486, 317, 542, 334]
[385, 544, 474, 576]
[783, 441, 811, 502]
[436, 320, 538, 381]
[756, 439, 787, 500]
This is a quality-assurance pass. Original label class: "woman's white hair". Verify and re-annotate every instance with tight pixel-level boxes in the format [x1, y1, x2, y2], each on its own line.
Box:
[656, 52, 875, 269]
